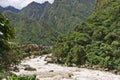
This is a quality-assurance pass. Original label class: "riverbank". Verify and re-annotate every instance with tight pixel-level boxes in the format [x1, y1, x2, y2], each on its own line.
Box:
[12, 55, 120, 80]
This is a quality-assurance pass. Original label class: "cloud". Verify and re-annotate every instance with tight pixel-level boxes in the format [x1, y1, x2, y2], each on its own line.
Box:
[0, 0, 54, 9]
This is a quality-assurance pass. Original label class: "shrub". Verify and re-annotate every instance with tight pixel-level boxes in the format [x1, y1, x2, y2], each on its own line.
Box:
[8, 74, 37, 80]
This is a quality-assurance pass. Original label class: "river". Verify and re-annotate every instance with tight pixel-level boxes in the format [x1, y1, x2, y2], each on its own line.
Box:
[12, 55, 120, 80]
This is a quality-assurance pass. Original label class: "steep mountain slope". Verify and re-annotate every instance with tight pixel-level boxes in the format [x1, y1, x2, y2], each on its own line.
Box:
[52, 0, 120, 71]
[41, 0, 96, 33]
[0, 6, 20, 13]
[2, 11, 58, 45]
[20, 1, 50, 20]
[1, 0, 97, 45]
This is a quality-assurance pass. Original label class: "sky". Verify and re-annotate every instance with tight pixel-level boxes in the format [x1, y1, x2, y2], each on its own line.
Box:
[0, 0, 54, 9]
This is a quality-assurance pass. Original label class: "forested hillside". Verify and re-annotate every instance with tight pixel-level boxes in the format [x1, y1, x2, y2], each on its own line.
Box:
[2, 11, 58, 45]
[1, 0, 120, 79]
[20, 1, 50, 20]
[1, 0, 96, 45]
[52, 0, 120, 72]
[41, 0, 96, 33]
[2, 1, 58, 45]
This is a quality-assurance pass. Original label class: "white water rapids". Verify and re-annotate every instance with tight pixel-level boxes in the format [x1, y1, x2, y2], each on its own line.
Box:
[13, 55, 120, 80]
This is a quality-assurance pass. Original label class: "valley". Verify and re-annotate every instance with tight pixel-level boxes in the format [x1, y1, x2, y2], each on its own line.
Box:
[0, 0, 120, 80]
[13, 54, 120, 80]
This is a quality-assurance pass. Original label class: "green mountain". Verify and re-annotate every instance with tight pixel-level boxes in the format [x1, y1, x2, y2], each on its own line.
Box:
[1, 0, 96, 45]
[52, 0, 120, 71]
[1, 1, 58, 45]
[41, 0, 96, 33]
[2, 11, 58, 45]
[0, 6, 20, 13]
[20, 1, 50, 20]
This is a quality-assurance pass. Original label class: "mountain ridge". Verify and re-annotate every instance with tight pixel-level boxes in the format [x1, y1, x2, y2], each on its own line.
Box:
[1, 0, 97, 44]
[20, 1, 51, 20]
[0, 5, 20, 13]
[41, 0, 96, 33]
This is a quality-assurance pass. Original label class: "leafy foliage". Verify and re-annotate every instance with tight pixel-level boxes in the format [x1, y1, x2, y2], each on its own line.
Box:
[8, 74, 37, 80]
[52, 32, 87, 65]
[0, 13, 22, 70]
[52, 0, 120, 71]
[0, 13, 14, 69]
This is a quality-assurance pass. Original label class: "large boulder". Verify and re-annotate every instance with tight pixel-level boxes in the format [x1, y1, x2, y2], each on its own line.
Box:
[44, 55, 54, 63]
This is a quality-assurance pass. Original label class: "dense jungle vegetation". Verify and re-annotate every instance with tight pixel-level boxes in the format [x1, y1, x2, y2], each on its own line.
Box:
[52, 0, 120, 71]
[0, 0, 120, 80]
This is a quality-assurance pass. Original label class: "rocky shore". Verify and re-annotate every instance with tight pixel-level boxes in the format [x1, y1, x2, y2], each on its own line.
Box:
[12, 55, 120, 80]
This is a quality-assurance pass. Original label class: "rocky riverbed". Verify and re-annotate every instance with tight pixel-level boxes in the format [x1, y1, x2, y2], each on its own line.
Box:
[13, 55, 120, 80]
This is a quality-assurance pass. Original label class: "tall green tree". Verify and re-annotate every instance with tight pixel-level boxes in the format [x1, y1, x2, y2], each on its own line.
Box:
[0, 14, 15, 70]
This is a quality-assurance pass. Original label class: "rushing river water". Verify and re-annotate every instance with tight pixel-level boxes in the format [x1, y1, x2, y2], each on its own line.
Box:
[13, 55, 120, 80]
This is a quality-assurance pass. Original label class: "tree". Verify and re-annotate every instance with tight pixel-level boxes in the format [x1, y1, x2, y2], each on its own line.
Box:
[0, 14, 14, 49]
[52, 0, 120, 71]
[0, 13, 21, 70]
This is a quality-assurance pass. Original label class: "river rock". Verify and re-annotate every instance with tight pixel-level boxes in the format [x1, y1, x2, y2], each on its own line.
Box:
[30, 55, 36, 59]
[63, 73, 73, 79]
[22, 64, 30, 67]
[24, 66, 36, 71]
[44, 56, 54, 63]
[52, 75, 63, 80]
[49, 70, 54, 72]
[104, 68, 109, 71]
